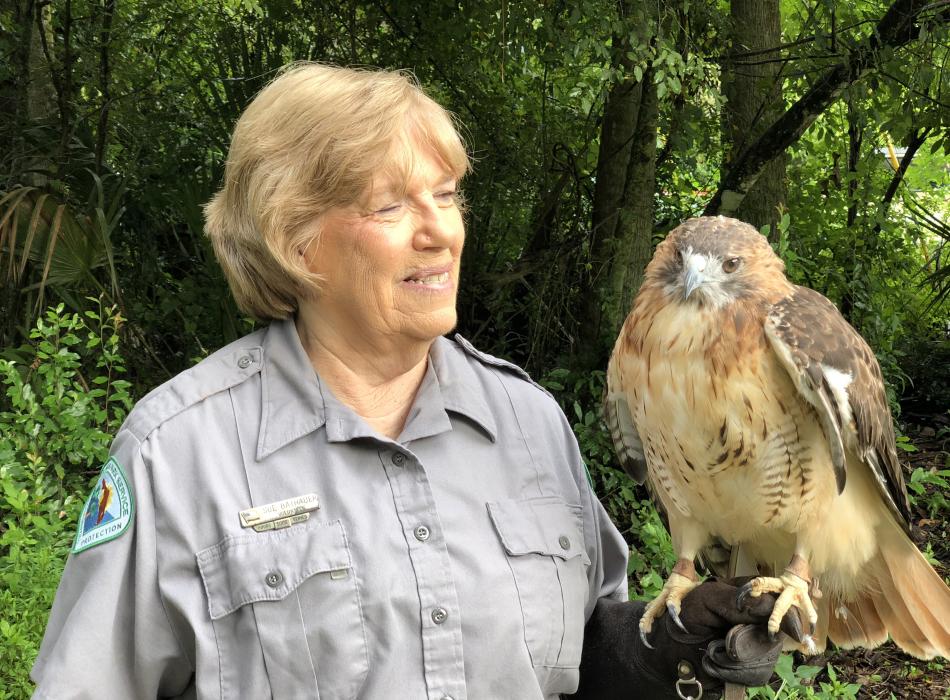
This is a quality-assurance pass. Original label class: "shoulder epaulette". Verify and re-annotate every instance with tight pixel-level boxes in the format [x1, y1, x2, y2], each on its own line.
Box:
[452, 334, 554, 399]
[124, 330, 266, 440]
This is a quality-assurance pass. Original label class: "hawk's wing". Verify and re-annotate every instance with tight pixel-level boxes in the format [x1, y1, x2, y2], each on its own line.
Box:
[764, 285, 911, 529]
[604, 356, 646, 484]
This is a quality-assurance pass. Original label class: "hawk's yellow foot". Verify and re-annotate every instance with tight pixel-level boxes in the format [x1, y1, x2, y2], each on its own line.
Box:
[737, 556, 819, 654]
[639, 564, 700, 648]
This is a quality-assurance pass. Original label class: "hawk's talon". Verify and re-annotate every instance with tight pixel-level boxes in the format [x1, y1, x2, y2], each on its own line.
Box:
[744, 571, 819, 645]
[639, 626, 655, 650]
[638, 571, 700, 648]
[667, 602, 689, 634]
[736, 581, 756, 610]
[785, 607, 804, 643]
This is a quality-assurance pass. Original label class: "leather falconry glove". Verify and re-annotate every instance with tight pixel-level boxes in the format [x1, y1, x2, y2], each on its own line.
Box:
[573, 577, 804, 700]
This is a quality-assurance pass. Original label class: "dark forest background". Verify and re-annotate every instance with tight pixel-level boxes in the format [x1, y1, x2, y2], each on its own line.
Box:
[1, 1, 949, 696]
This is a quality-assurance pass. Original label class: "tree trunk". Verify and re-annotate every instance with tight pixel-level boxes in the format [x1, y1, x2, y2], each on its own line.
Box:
[95, 0, 116, 175]
[618, 73, 658, 305]
[575, 46, 644, 368]
[840, 93, 864, 322]
[721, 0, 786, 236]
[575, 62, 659, 370]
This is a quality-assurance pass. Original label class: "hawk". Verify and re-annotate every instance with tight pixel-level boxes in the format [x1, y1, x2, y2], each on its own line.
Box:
[605, 216, 950, 658]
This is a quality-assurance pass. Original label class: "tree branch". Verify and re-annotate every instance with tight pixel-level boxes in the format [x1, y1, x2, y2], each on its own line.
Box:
[875, 126, 931, 231]
[704, 0, 949, 217]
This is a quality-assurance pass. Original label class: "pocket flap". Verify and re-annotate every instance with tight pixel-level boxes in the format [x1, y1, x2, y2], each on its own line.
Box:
[196, 520, 351, 619]
[487, 496, 590, 563]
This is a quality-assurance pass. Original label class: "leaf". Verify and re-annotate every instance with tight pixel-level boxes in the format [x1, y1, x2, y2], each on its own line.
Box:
[32, 204, 65, 317]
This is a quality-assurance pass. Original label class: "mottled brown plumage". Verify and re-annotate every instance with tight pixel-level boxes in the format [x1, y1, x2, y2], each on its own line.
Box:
[606, 216, 950, 659]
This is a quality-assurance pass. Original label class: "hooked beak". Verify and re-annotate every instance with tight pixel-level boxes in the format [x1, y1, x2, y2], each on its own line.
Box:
[683, 254, 706, 299]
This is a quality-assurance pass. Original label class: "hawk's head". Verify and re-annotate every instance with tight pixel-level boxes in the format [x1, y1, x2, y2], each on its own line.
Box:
[647, 216, 787, 309]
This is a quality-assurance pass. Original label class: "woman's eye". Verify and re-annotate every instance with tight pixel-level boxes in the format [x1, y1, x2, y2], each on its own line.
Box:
[374, 203, 402, 216]
[435, 190, 457, 203]
[722, 257, 741, 273]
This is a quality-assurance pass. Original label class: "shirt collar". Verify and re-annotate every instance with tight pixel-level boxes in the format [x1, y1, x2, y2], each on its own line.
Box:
[256, 318, 327, 460]
[256, 320, 496, 460]
[429, 336, 497, 441]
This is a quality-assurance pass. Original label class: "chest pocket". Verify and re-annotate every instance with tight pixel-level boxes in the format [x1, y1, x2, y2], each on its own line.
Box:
[197, 520, 369, 700]
[487, 496, 591, 670]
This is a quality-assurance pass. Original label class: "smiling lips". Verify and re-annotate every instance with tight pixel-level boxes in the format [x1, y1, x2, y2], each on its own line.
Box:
[405, 271, 449, 285]
[402, 265, 454, 291]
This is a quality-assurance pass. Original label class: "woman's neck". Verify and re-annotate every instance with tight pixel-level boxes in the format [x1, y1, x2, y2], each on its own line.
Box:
[294, 314, 430, 440]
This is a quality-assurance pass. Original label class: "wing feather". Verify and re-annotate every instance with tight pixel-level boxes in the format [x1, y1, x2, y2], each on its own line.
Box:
[604, 355, 647, 484]
[764, 285, 911, 528]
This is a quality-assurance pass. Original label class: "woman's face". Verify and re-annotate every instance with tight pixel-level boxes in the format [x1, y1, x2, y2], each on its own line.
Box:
[301, 146, 465, 350]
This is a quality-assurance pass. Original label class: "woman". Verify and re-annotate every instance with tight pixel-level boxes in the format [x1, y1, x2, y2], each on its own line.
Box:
[32, 64, 787, 699]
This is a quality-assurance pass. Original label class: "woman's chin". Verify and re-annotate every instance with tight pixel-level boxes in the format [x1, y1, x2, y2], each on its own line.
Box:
[401, 308, 458, 343]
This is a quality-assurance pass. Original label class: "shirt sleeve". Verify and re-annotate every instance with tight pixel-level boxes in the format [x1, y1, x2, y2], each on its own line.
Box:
[552, 406, 630, 616]
[31, 428, 192, 699]
[582, 477, 630, 610]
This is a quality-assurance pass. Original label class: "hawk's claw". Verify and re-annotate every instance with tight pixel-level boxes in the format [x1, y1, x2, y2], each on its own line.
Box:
[637, 571, 699, 649]
[785, 607, 804, 643]
[743, 571, 819, 649]
[667, 602, 689, 634]
[639, 626, 655, 650]
[736, 581, 755, 610]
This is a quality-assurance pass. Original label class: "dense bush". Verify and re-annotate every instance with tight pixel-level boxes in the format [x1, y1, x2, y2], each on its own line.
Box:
[0, 301, 130, 698]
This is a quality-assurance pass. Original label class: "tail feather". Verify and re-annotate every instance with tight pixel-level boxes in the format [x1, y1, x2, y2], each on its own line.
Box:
[815, 517, 950, 659]
[865, 520, 950, 659]
[826, 593, 888, 650]
[869, 583, 936, 659]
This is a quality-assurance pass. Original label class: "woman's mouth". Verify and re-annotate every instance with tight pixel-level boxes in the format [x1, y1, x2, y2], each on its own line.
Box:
[404, 271, 450, 285]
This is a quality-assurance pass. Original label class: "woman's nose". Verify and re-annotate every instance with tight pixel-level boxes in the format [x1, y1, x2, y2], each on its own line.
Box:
[413, 198, 461, 249]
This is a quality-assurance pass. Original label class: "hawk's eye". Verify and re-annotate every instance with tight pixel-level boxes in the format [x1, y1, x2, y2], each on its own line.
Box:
[722, 257, 741, 274]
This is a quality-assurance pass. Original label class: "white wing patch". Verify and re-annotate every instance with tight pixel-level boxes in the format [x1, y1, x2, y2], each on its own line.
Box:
[764, 319, 848, 493]
[821, 364, 855, 444]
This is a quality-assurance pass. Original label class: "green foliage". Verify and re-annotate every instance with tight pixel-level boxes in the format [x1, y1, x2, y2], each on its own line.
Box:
[907, 466, 950, 518]
[1, 0, 947, 694]
[748, 656, 862, 699]
[0, 301, 130, 698]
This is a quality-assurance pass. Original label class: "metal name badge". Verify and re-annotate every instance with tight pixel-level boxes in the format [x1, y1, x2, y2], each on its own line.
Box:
[239, 493, 320, 529]
[251, 512, 311, 532]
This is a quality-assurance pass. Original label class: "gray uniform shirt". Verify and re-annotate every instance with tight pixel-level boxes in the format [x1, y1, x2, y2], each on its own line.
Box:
[32, 319, 629, 700]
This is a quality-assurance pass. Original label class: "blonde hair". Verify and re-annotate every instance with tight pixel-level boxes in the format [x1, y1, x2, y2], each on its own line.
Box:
[204, 63, 470, 321]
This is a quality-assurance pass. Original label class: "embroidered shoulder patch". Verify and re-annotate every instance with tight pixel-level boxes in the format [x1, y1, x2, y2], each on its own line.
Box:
[72, 457, 135, 553]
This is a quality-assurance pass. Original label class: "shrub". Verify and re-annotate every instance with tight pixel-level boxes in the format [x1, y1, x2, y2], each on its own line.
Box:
[0, 300, 130, 698]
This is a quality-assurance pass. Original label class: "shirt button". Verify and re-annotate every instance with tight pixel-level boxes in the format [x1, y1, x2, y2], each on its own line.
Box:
[265, 571, 283, 588]
[431, 607, 448, 624]
[237, 355, 252, 369]
[414, 525, 430, 542]
[558, 535, 571, 550]
[391, 452, 406, 466]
